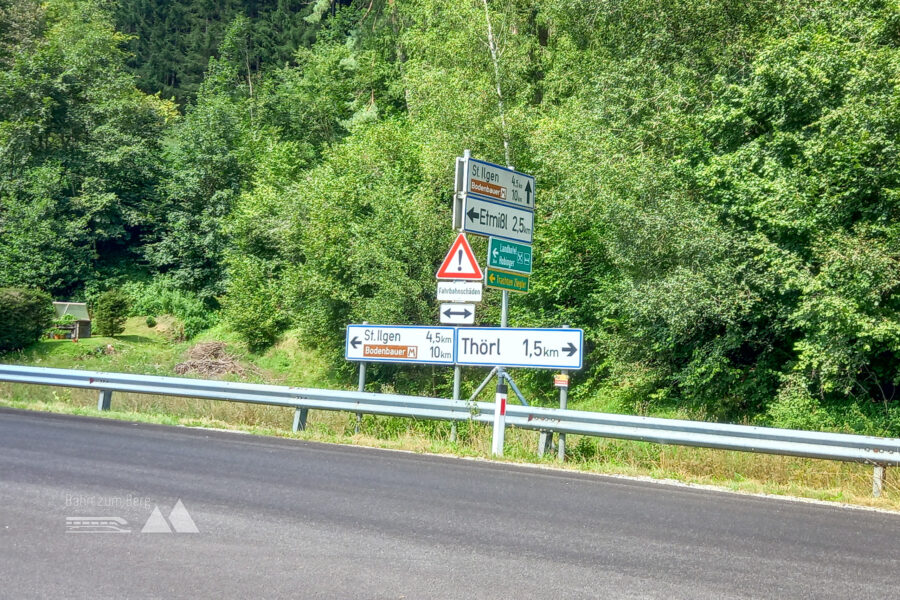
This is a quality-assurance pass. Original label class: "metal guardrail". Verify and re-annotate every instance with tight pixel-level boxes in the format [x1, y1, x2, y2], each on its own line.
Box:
[1, 365, 899, 495]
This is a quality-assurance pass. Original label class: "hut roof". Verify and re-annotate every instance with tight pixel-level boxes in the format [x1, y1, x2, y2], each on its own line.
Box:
[53, 302, 90, 321]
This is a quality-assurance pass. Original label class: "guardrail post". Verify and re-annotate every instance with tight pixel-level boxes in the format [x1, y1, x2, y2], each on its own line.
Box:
[537, 431, 552, 457]
[873, 465, 886, 497]
[292, 408, 308, 433]
[97, 390, 112, 411]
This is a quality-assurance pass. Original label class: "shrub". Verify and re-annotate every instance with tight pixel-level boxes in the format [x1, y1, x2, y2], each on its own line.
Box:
[223, 256, 289, 351]
[120, 279, 217, 339]
[93, 290, 130, 337]
[0, 288, 54, 353]
[48, 313, 76, 338]
[145, 316, 157, 328]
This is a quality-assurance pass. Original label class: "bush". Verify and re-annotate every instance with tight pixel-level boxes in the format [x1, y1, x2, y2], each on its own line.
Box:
[93, 290, 130, 337]
[0, 288, 54, 353]
[223, 256, 289, 351]
[120, 279, 217, 339]
[145, 316, 157, 328]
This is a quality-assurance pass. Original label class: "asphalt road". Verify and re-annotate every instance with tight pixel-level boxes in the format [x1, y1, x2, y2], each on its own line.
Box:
[1, 408, 898, 599]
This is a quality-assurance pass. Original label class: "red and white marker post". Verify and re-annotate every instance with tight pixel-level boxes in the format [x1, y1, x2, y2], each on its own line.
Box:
[491, 381, 508, 456]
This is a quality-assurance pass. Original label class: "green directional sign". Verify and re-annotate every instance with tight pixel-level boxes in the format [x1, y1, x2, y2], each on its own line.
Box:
[488, 237, 532, 274]
[486, 268, 530, 293]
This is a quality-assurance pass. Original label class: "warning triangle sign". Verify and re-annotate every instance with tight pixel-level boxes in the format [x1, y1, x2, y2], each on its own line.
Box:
[436, 233, 483, 280]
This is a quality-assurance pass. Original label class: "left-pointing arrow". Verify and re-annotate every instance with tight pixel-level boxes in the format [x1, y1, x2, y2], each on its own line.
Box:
[443, 308, 472, 318]
[350, 336, 361, 349]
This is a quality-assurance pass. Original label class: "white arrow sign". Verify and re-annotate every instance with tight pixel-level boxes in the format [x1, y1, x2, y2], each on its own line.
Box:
[346, 325, 455, 365]
[455, 327, 583, 369]
[463, 196, 534, 244]
[465, 157, 535, 211]
[440, 303, 475, 325]
[437, 281, 483, 302]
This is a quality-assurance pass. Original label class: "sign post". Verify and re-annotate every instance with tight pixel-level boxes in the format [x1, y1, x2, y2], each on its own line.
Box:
[439, 303, 475, 325]
[485, 268, 529, 293]
[488, 238, 532, 274]
[455, 327, 584, 370]
[463, 158, 536, 210]
[492, 381, 507, 456]
[346, 325, 456, 365]
[462, 196, 533, 243]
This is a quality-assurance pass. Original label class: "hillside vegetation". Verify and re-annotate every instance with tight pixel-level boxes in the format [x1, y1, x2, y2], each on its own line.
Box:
[2, 0, 900, 437]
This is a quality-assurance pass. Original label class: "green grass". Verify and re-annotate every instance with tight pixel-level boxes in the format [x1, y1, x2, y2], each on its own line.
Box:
[1, 317, 899, 511]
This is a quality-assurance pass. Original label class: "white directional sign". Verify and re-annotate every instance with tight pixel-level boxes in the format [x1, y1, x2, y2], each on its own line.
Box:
[437, 281, 482, 302]
[346, 325, 455, 365]
[465, 157, 535, 211]
[455, 327, 584, 370]
[440, 303, 475, 325]
[463, 196, 534, 244]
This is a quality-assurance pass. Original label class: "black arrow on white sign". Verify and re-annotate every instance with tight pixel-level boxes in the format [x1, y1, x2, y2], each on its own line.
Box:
[443, 307, 473, 319]
[525, 180, 532, 205]
[350, 336, 361, 349]
[562, 342, 578, 357]
[466, 207, 479, 222]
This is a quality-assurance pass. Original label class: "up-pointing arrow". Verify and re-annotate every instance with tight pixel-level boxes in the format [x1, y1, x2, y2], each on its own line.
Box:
[525, 180, 532, 205]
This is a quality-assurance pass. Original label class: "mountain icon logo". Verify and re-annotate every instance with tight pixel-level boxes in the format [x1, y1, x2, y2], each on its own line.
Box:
[141, 499, 199, 533]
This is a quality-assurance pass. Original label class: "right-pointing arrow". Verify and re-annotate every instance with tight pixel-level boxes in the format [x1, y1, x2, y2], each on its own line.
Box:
[563, 342, 577, 357]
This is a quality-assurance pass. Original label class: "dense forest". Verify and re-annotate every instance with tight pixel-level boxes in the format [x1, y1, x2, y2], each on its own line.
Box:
[2, 0, 900, 435]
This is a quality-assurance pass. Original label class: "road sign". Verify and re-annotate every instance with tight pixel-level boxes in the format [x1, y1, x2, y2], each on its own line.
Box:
[345, 325, 455, 365]
[485, 268, 529, 293]
[488, 238, 532, 274]
[554, 374, 569, 388]
[455, 327, 584, 369]
[436, 233, 483, 280]
[464, 157, 535, 211]
[437, 281, 482, 302]
[439, 303, 475, 325]
[463, 196, 534, 244]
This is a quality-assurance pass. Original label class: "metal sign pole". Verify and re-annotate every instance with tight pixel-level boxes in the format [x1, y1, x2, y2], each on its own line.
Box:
[356, 322, 367, 434]
[451, 365, 461, 442]
[356, 363, 366, 434]
[491, 285, 510, 456]
[558, 326, 570, 461]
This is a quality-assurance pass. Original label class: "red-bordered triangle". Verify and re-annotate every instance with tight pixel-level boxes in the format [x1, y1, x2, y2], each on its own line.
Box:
[436, 233, 483, 280]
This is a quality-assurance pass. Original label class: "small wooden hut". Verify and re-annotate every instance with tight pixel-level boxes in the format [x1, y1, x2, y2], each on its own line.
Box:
[52, 302, 91, 339]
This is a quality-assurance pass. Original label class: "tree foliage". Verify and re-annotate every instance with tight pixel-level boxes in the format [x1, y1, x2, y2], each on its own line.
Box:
[92, 289, 129, 337]
[5, 0, 900, 433]
[0, 288, 54, 353]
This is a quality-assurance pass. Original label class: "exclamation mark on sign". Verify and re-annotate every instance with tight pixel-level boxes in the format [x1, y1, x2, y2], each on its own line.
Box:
[457, 249, 463, 271]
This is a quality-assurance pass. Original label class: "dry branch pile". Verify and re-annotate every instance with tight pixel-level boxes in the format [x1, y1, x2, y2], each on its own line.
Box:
[174, 342, 260, 378]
